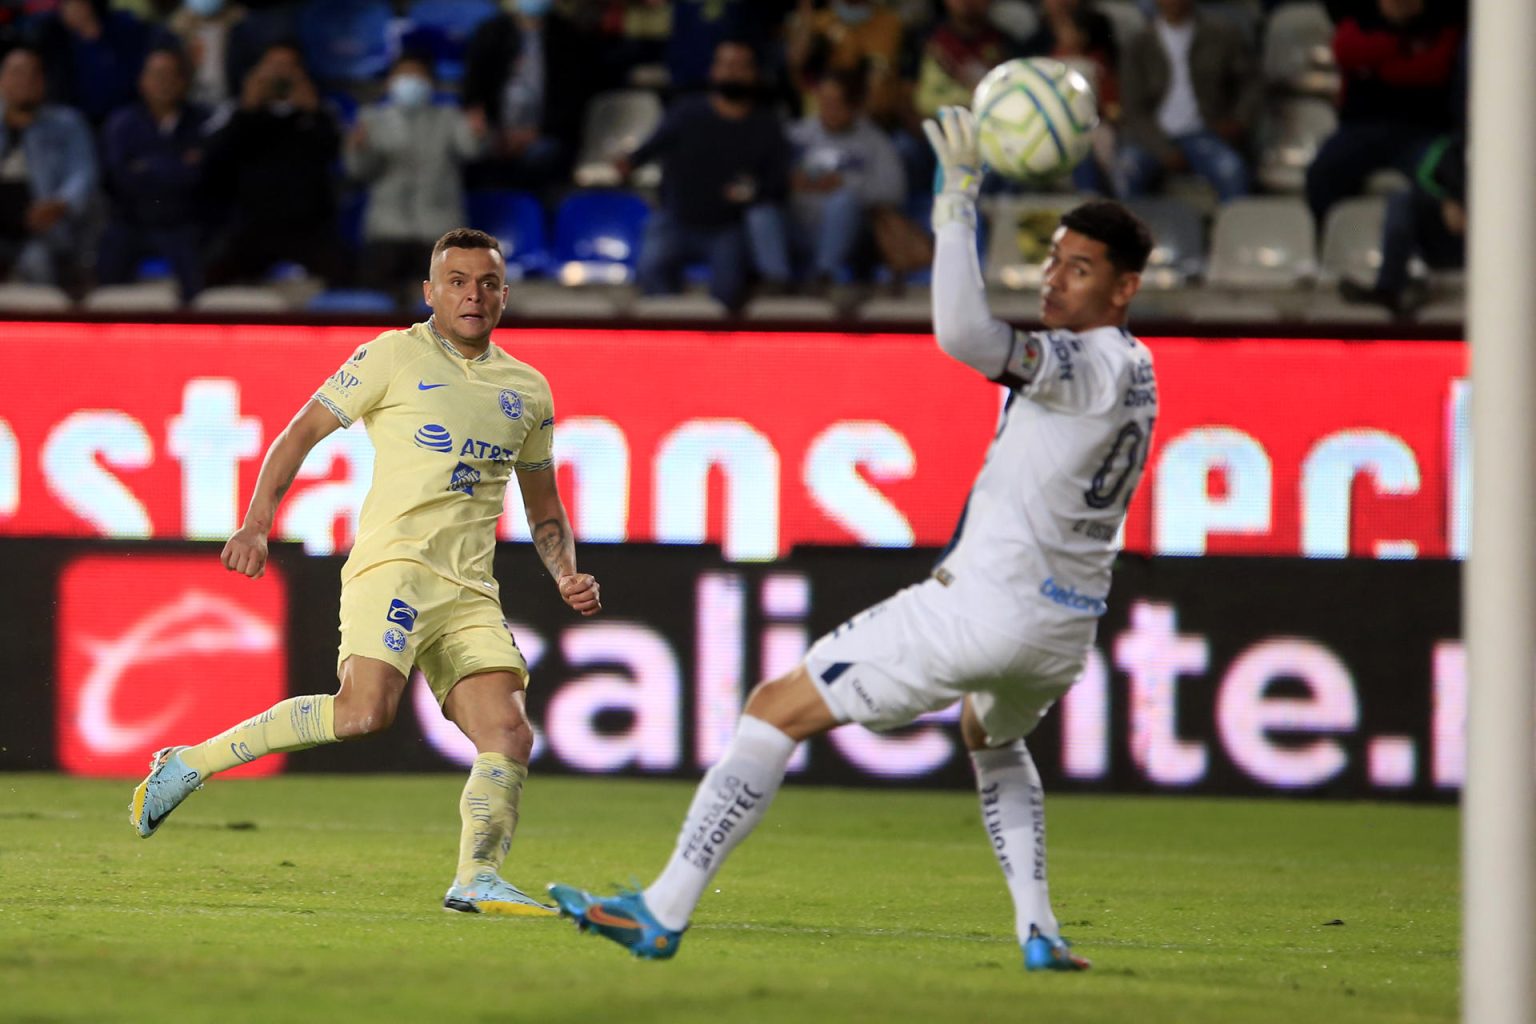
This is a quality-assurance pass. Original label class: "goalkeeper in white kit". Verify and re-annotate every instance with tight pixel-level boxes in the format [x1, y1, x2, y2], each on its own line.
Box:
[550, 106, 1157, 971]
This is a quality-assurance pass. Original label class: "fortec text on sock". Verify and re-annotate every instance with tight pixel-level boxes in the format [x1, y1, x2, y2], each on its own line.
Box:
[980, 782, 1014, 879]
[681, 775, 767, 871]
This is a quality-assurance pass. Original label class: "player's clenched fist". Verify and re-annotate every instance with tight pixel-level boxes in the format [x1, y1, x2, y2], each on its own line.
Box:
[558, 573, 601, 616]
[221, 526, 269, 578]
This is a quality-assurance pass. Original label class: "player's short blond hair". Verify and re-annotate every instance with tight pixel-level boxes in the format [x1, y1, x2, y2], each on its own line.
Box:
[430, 228, 503, 269]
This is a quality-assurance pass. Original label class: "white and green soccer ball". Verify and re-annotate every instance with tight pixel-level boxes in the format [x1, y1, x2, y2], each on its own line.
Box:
[971, 57, 1098, 183]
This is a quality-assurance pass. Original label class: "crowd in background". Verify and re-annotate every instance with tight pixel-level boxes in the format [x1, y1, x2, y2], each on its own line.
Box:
[0, 0, 1468, 316]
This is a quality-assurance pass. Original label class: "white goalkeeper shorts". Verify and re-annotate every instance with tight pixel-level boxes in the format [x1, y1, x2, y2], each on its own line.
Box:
[803, 577, 1087, 745]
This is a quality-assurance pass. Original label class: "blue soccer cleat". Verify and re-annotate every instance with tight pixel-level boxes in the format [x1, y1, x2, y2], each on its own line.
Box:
[444, 871, 557, 916]
[129, 746, 203, 838]
[547, 884, 683, 960]
[1024, 924, 1091, 972]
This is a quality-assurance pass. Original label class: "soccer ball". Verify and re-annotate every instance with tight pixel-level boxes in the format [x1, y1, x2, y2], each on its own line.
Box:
[971, 57, 1098, 183]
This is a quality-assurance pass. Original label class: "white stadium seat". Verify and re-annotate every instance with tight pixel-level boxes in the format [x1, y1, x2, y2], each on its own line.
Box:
[1319, 195, 1387, 287]
[573, 89, 664, 189]
[1206, 196, 1317, 289]
[81, 281, 180, 312]
[0, 282, 72, 312]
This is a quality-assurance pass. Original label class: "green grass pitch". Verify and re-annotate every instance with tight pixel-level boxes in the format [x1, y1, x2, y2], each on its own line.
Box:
[1, 774, 1456, 1023]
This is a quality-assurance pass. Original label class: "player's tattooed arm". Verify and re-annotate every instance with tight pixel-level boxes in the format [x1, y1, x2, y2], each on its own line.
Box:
[531, 517, 575, 579]
[517, 465, 601, 615]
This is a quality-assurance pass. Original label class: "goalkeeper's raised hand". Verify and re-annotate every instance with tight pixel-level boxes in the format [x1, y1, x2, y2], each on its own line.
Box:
[923, 105, 982, 231]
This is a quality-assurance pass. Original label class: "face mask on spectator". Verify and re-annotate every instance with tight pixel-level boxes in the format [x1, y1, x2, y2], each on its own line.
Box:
[711, 81, 754, 102]
[389, 73, 433, 109]
[832, 1, 873, 25]
[514, 0, 553, 16]
[185, 0, 225, 16]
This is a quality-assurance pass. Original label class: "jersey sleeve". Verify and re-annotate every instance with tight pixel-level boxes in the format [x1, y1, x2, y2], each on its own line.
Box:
[313, 333, 397, 427]
[514, 384, 555, 472]
[1000, 329, 1121, 415]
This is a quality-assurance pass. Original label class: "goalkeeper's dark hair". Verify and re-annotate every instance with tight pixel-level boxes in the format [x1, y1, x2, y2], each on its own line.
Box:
[431, 227, 502, 265]
[1060, 200, 1153, 275]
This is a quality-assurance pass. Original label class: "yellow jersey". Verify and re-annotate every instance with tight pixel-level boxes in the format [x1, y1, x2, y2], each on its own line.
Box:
[313, 319, 555, 594]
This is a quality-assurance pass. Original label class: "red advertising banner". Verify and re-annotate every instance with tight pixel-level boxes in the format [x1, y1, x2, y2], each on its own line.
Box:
[55, 552, 288, 778]
[0, 323, 1466, 560]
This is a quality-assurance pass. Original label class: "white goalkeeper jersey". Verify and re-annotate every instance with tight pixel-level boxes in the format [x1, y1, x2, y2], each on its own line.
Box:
[931, 221, 1158, 654]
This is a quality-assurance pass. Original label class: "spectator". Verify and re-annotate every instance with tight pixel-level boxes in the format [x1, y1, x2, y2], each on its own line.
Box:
[167, 0, 263, 107]
[201, 41, 347, 287]
[622, 39, 791, 311]
[1306, 0, 1463, 223]
[461, 0, 603, 192]
[1023, 0, 1120, 193]
[346, 54, 487, 305]
[785, 0, 907, 128]
[786, 70, 905, 289]
[664, 0, 782, 92]
[29, 0, 165, 124]
[1115, 0, 1261, 202]
[97, 45, 210, 300]
[913, 0, 1018, 120]
[0, 46, 97, 288]
[1340, 39, 1466, 319]
[1023, 0, 1118, 115]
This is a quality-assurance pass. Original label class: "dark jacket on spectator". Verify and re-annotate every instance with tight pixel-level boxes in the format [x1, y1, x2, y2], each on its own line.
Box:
[201, 104, 338, 228]
[461, 12, 603, 165]
[101, 100, 210, 229]
[1118, 9, 1263, 163]
[630, 93, 790, 229]
[30, 6, 167, 124]
[1329, 1, 1462, 127]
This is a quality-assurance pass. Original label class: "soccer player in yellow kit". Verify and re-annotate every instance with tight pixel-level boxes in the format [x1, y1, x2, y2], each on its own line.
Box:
[130, 228, 600, 915]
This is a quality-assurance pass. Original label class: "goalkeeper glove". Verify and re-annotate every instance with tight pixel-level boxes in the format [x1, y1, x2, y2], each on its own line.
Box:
[923, 105, 982, 231]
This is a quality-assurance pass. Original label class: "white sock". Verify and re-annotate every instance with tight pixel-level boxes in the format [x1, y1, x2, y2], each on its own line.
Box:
[972, 740, 1060, 942]
[644, 715, 796, 931]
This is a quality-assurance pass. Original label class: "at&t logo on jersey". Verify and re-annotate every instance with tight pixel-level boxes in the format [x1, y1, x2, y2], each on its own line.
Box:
[383, 627, 407, 653]
[499, 390, 523, 420]
[414, 423, 453, 452]
[448, 461, 481, 495]
[386, 598, 419, 632]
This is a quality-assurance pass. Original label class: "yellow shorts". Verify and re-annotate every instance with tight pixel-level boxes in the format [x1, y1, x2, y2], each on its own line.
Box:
[337, 560, 528, 705]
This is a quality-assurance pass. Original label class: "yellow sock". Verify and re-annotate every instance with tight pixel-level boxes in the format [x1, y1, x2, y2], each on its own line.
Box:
[456, 753, 527, 886]
[179, 695, 338, 779]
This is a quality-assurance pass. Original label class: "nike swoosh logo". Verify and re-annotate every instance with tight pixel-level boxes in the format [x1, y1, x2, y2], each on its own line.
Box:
[418, 381, 448, 390]
[585, 905, 640, 930]
[144, 808, 167, 832]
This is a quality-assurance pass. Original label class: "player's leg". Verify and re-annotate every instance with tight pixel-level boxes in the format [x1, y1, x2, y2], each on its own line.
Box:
[551, 584, 951, 958]
[438, 669, 553, 916]
[421, 610, 550, 916]
[549, 663, 829, 957]
[961, 655, 1090, 972]
[129, 655, 403, 838]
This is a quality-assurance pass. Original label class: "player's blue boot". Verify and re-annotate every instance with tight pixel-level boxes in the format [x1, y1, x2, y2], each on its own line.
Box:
[129, 745, 203, 838]
[547, 884, 684, 960]
[443, 871, 557, 916]
[1024, 924, 1091, 972]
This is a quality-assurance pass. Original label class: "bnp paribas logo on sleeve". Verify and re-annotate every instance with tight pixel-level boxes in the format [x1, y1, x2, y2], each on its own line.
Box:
[413, 423, 453, 452]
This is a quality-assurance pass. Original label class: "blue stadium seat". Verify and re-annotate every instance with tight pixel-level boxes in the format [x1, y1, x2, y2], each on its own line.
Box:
[402, 0, 499, 81]
[307, 289, 399, 314]
[299, 0, 393, 84]
[466, 190, 551, 279]
[552, 190, 650, 285]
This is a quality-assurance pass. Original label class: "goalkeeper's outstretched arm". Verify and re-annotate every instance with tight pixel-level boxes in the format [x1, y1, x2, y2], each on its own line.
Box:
[925, 105, 1015, 380]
